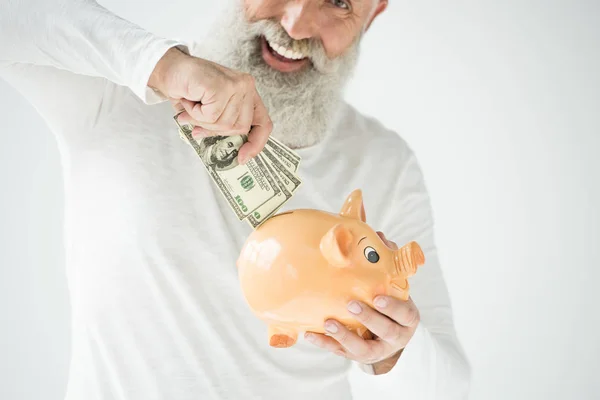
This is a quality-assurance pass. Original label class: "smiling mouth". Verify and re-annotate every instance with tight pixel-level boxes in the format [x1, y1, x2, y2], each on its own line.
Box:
[264, 36, 306, 61]
[260, 36, 311, 73]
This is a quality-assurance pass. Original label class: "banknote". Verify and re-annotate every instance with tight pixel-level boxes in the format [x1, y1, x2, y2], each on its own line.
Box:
[173, 111, 303, 228]
[175, 115, 283, 221]
[269, 135, 301, 161]
[265, 138, 300, 173]
[261, 148, 302, 193]
[245, 154, 294, 228]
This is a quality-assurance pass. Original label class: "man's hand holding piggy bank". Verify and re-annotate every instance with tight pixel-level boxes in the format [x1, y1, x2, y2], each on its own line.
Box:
[236, 189, 425, 375]
[304, 232, 420, 374]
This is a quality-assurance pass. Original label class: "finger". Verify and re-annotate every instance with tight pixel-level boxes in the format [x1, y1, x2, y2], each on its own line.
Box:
[170, 99, 184, 113]
[181, 97, 245, 136]
[181, 96, 228, 125]
[232, 93, 254, 136]
[211, 92, 246, 133]
[323, 320, 378, 360]
[347, 300, 407, 346]
[237, 91, 273, 164]
[175, 100, 206, 127]
[191, 126, 242, 139]
[174, 109, 195, 126]
[373, 295, 420, 329]
[303, 332, 348, 358]
[191, 126, 217, 138]
[376, 231, 398, 250]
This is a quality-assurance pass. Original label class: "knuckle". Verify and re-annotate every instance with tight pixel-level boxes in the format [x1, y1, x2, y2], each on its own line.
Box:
[234, 78, 247, 92]
[311, 335, 324, 347]
[243, 73, 255, 87]
[204, 109, 221, 124]
[356, 345, 371, 359]
[383, 324, 402, 342]
[223, 120, 236, 131]
[265, 119, 274, 132]
[404, 306, 420, 326]
[360, 311, 373, 324]
[236, 74, 254, 91]
[337, 331, 349, 344]
[233, 122, 250, 133]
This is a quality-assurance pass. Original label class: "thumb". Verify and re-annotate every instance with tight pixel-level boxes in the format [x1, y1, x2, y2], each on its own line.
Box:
[170, 99, 184, 114]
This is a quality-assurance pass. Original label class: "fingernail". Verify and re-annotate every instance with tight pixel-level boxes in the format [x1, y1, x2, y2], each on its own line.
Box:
[238, 154, 248, 164]
[324, 321, 338, 333]
[374, 296, 388, 308]
[304, 333, 315, 342]
[347, 301, 362, 314]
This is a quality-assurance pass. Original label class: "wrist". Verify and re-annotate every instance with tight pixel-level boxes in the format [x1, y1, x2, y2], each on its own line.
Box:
[371, 348, 404, 375]
[148, 46, 188, 95]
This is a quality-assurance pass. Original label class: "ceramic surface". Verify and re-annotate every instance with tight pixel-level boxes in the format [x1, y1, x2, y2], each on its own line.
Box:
[237, 190, 425, 347]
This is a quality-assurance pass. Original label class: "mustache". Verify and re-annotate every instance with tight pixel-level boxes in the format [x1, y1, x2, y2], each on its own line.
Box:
[246, 18, 340, 74]
[190, 0, 361, 148]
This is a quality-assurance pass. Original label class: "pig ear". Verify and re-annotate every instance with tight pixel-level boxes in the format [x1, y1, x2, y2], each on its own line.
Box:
[320, 224, 354, 268]
[339, 189, 366, 222]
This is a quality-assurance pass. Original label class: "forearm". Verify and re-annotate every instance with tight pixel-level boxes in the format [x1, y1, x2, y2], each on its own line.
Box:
[403, 324, 471, 399]
[371, 348, 403, 375]
[359, 324, 470, 398]
[1, 0, 183, 102]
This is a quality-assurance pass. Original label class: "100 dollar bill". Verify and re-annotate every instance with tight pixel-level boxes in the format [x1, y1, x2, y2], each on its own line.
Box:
[175, 116, 282, 220]
[266, 137, 300, 172]
[174, 111, 302, 227]
[246, 153, 293, 228]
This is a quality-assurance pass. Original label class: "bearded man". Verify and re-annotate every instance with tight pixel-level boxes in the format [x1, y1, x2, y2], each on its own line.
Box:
[1, 0, 470, 399]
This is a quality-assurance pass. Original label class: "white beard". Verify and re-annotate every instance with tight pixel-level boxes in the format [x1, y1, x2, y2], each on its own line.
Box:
[188, 0, 361, 149]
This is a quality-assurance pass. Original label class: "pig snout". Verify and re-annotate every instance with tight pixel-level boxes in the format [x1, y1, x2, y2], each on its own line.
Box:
[393, 242, 425, 278]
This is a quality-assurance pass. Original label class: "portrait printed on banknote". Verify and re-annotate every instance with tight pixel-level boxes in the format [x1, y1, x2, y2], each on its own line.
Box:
[197, 135, 248, 172]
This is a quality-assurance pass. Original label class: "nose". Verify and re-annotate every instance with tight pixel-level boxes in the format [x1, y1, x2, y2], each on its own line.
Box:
[280, 1, 319, 40]
[393, 242, 425, 278]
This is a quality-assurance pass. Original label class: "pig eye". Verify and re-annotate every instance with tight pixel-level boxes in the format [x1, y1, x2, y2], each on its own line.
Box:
[363, 247, 380, 263]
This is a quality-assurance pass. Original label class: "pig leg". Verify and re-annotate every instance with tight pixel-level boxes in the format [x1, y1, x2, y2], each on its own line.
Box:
[389, 278, 410, 301]
[268, 325, 298, 348]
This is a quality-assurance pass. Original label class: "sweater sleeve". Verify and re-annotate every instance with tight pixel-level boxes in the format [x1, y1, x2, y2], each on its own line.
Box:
[0, 0, 186, 104]
[353, 143, 471, 399]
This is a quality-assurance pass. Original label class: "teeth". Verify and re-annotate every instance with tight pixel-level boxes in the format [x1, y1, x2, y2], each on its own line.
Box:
[276, 46, 287, 57]
[267, 38, 305, 61]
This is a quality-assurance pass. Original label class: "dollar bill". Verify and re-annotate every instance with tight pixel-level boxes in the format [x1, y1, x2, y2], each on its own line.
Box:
[269, 136, 301, 163]
[261, 147, 302, 193]
[265, 139, 300, 173]
[175, 115, 282, 221]
[246, 154, 293, 228]
[173, 111, 303, 228]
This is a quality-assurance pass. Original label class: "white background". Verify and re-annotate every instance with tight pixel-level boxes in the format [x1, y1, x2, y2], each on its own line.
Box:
[1, 0, 599, 399]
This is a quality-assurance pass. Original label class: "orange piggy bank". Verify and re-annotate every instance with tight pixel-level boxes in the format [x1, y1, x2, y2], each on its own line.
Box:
[236, 189, 425, 348]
